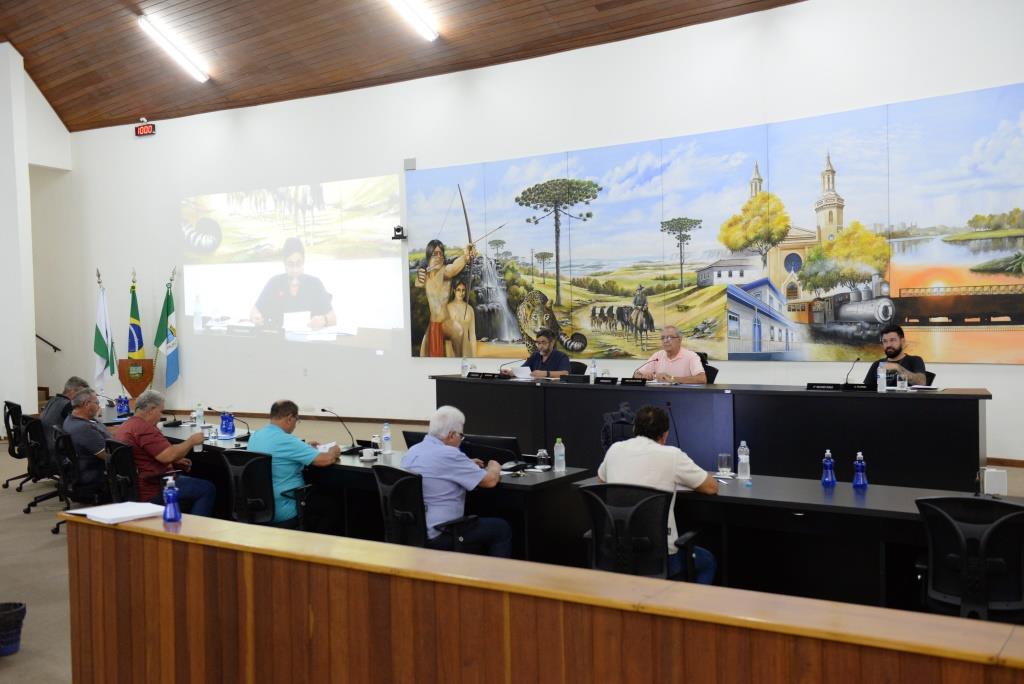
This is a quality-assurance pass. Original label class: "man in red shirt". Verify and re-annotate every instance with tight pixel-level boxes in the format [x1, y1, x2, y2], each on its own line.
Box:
[115, 389, 216, 516]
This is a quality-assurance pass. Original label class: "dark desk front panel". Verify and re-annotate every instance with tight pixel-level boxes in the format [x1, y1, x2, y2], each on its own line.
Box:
[732, 392, 982, 491]
[435, 379, 546, 454]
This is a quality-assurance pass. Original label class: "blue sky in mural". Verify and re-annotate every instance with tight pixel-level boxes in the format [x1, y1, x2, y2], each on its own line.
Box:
[406, 81, 1024, 266]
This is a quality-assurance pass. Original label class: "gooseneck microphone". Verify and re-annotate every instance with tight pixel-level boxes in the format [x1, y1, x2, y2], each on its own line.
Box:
[207, 406, 252, 441]
[498, 359, 521, 373]
[631, 358, 654, 378]
[97, 393, 117, 408]
[843, 357, 861, 385]
[665, 401, 683, 450]
[320, 408, 357, 450]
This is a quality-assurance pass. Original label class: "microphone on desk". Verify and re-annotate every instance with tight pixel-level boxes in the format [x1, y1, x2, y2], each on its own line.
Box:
[631, 359, 653, 379]
[498, 359, 521, 374]
[843, 357, 861, 385]
[96, 393, 117, 408]
[665, 401, 683, 450]
[461, 439, 521, 467]
[206, 406, 252, 442]
[320, 408, 357, 451]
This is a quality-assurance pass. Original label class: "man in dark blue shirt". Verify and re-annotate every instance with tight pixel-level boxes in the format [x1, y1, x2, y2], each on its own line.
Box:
[519, 329, 571, 378]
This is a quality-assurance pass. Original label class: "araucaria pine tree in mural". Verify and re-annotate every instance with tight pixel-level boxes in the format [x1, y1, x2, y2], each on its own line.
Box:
[515, 179, 602, 306]
[661, 217, 701, 288]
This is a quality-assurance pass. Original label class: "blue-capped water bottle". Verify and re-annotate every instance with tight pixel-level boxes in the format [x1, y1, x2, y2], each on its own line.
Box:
[821, 449, 836, 488]
[381, 422, 393, 454]
[162, 475, 181, 523]
[220, 411, 235, 438]
[852, 452, 868, 490]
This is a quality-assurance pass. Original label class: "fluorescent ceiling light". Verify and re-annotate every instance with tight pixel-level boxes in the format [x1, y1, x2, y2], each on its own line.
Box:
[138, 15, 210, 83]
[387, 0, 439, 41]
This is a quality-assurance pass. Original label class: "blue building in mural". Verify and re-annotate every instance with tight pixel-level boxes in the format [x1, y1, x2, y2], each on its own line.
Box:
[726, 278, 798, 360]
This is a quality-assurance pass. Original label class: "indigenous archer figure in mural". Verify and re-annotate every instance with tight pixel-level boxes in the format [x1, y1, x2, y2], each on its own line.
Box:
[446, 279, 477, 357]
[415, 238, 477, 357]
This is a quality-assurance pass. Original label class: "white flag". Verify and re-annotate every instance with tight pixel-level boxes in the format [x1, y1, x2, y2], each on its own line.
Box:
[93, 286, 116, 391]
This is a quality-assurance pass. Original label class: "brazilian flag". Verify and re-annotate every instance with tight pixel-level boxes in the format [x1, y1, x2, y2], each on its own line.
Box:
[128, 283, 144, 359]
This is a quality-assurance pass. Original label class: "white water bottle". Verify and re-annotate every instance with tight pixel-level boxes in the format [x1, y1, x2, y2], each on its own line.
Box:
[553, 437, 566, 473]
[461, 358, 469, 377]
[736, 440, 751, 480]
[381, 422, 392, 454]
[192, 422, 203, 453]
[587, 359, 598, 381]
[876, 362, 887, 393]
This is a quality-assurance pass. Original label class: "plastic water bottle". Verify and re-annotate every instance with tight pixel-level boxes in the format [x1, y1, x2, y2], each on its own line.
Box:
[381, 422, 393, 454]
[553, 437, 566, 473]
[195, 402, 204, 428]
[853, 452, 869, 490]
[220, 412, 235, 437]
[587, 359, 598, 382]
[736, 441, 751, 480]
[162, 475, 181, 523]
[821, 449, 836, 487]
[461, 358, 469, 377]
[876, 362, 887, 393]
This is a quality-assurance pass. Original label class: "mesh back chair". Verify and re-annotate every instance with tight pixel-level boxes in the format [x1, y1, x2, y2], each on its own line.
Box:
[600, 402, 635, 453]
[569, 361, 588, 375]
[105, 440, 139, 503]
[50, 427, 110, 534]
[696, 351, 719, 383]
[20, 418, 62, 514]
[579, 483, 696, 579]
[2, 400, 30, 491]
[221, 449, 311, 529]
[916, 496, 1024, 622]
[371, 464, 478, 551]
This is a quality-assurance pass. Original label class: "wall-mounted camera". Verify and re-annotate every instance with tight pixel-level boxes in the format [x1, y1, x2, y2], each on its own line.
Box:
[392, 225, 408, 240]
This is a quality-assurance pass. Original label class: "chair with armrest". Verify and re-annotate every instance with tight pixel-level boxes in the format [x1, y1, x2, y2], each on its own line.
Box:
[50, 427, 110, 534]
[925, 371, 937, 386]
[579, 483, 699, 580]
[569, 361, 588, 375]
[915, 496, 1024, 622]
[221, 449, 311, 530]
[105, 439, 139, 503]
[2, 400, 30, 491]
[20, 418, 63, 514]
[694, 351, 719, 384]
[371, 464, 479, 551]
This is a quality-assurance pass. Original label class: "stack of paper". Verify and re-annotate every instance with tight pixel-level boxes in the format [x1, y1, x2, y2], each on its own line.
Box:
[67, 502, 164, 525]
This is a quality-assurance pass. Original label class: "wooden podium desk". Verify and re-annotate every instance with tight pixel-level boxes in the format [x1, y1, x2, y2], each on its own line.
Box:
[434, 375, 990, 491]
[63, 513, 1024, 683]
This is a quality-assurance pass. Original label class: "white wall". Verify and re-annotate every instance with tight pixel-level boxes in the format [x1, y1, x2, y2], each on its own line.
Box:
[30, 0, 1024, 457]
[24, 72, 70, 171]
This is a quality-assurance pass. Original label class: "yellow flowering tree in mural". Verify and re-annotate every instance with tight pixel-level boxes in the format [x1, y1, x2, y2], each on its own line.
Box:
[719, 192, 791, 267]
[799, 220, 890, 293]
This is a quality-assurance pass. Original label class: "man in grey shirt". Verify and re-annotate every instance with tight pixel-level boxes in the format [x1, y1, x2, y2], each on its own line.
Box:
[62, 388, 110, 486]
[41, 376, 91, 454]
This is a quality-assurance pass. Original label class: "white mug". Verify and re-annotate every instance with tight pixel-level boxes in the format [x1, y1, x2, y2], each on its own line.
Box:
[362, 448, 376, 459]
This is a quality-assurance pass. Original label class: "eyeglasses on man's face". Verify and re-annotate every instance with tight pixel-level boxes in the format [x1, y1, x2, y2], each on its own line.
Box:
[661, 335, 679, 341]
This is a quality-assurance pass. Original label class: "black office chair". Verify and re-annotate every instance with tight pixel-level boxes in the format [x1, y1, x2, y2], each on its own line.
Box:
[105, 439, 139, 503]
[703, 365, 719, 384]
[600, 402, 635, 453]
[20, 418, 63, 514]
[371, 464, 478, 551]
[2, 400, 30, 491]
[925, 371, 936, 386]
[916, 496, 1024, 622]
[579, 483, 699, 580]
[221, 449, 311, 529]
[569, 361, 588, 375]
[50, 427, 110, 534]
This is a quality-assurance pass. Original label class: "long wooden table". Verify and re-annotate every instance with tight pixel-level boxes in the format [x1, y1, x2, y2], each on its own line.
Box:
[434, 375, 991, 491]
[63, 513, 1024, 683]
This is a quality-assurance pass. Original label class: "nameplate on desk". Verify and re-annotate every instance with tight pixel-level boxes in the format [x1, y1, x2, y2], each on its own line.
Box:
[620, 378, 647, 386]
[467, 372, 482, 378]
[841, 383, 871, 392]
[560, 375, 590, 384]
[595, 377, 618, 385]
[806, 383, 842, 391]
[480, 372, 500, 379]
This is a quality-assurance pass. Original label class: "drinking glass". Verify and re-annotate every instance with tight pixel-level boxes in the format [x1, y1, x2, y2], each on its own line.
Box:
[717, 452, 733, 476]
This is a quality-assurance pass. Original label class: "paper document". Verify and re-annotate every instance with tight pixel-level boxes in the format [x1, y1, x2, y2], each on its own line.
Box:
[317, 441, 337, 453]
[67, 502, 164, 525]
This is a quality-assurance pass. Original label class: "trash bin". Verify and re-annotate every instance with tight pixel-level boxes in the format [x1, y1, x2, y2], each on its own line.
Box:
[0, 603, 26, 656]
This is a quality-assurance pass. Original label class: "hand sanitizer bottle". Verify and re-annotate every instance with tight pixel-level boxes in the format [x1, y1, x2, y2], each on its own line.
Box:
[853, 452, 869, 490]
[821, 449, 836, 487]
[163, 475, 181, 523]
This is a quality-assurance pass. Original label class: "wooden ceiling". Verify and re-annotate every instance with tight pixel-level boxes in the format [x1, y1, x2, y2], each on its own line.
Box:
[0, 0, 802, 132]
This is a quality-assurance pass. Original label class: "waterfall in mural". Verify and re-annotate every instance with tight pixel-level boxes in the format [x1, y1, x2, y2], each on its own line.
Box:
[473, 256, 520, 342]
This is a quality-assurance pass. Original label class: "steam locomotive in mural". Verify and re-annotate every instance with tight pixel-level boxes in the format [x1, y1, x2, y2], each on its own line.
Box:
[807, 273, 1024, 341]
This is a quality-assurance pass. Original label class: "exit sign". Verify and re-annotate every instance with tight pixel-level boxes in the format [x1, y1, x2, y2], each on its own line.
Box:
[134, 123, 156, 137]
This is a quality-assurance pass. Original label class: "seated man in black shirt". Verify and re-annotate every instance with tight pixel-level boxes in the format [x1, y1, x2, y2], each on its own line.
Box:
[250, 237, 336, 330]
[503, 328, 571, 379]
[40, 375, 90, 454]
[863, 325, 928, 388]
[62, 388, 111, 486]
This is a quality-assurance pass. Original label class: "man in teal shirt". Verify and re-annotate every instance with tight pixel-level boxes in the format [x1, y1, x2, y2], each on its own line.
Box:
[247, 399, 340, 526]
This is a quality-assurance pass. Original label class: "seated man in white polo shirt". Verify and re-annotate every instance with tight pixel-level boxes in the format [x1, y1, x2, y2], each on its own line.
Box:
[597, 404, 718, 583]
[633, 325, 706, 384]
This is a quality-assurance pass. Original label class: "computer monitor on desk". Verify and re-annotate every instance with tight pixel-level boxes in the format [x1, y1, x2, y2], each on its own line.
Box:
[402, 430, 522, 464]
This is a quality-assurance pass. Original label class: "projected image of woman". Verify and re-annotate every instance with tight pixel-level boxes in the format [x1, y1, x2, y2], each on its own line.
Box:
[250, 237, 336, 330]
[445, 279, 477, 357]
